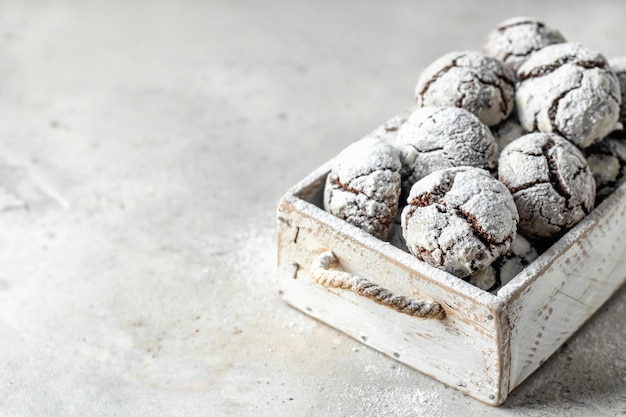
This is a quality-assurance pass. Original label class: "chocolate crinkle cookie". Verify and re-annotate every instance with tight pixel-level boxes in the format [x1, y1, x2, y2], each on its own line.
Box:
[483, 16, 566, 73]
[401, 167, 519, 278]
[498, 132, 595, 241]
[584, 131, 626, 203]
[324, 137, 401, 240]
[469, 234, 538, 293]
[609, 56, 626, 126]
[414, 51, 516, 126]
[516, 42, 621, 149]
[392, 106, 498, 192]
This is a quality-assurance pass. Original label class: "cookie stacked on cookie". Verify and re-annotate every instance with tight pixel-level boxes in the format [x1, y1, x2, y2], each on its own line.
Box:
[322, 16, 624, 293]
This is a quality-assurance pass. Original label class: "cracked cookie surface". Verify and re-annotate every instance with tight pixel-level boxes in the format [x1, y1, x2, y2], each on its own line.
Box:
[498, 132, 595, 240]
[516, 42, 621, 148]
[401, 167, 518, 278]
[414, 51, 515, 126]
[324, 137, 401, 240]
[483, 16, 566, 73]
[392, 106, 499, 192]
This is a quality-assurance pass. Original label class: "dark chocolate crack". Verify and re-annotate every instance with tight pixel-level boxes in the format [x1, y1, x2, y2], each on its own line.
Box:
[406, 176, 455, 209]
[417, 54, 465, 98]
[541, 138, 574, 209]
[407, 143, 445, 154]
[416, 245, 446, 268]
[608, 89, 621, 106]
[332, 168, 398, 201]
[404, 168, 518, 277]
[330, 176, 362, 196]
[518, 54, 607, 81]
[501, 49, 535, 65]
[476, 72, 515, 116]
[328, 172, 397, 219]
[504, 178, 550, 194]
[457, 207, 499, 246]
[547, 73, 583, 138]
[412, 105, 448, 132]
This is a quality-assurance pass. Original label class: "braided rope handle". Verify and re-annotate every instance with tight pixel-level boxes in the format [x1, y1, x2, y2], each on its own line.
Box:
[310, 250, 445, 320]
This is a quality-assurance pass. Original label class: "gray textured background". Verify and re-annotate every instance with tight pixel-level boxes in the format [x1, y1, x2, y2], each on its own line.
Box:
[0, 1, 625, 416]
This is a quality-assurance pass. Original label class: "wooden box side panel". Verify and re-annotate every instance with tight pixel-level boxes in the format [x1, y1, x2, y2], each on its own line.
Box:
[277, 193, 509, 405]
[507, 191, 626, 389]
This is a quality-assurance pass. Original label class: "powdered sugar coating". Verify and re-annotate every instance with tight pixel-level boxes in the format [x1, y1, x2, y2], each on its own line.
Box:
[415, 51, 516, 126]
[516, 43, 621, 148]
[498, 132, 595, 240]
[483, 17, 566, 73]
[324, 137, 401, 240]
[469, 234, 538, 292]
[401, 167, 518, 278]
[392, 106, 498, 192]
[609, 56, 626, 126]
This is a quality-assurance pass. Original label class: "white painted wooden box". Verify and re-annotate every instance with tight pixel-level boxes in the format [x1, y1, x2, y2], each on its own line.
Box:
[276, 116, 626, 406]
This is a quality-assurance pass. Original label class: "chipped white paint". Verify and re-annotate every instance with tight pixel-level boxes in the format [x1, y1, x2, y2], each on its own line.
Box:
[500, 185, 626, 389]
[277, 160, 508, 405]
[277, 115, 626, 406]
[310, 250, 446, 319]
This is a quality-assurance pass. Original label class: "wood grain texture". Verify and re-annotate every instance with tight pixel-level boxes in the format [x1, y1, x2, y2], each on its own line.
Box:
[276, 114, 626, 406]
[277, 170, 508, 405]
[504, 186, 626, 389]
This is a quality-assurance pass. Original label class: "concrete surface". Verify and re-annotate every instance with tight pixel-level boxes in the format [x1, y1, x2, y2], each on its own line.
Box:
[0, 1, 625, 416]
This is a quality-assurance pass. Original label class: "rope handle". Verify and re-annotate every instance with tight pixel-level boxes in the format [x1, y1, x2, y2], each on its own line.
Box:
[310, 250, 445, 320]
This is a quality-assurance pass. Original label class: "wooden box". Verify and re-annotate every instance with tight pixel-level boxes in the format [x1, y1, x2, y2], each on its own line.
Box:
[276, 116, 626, 406]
